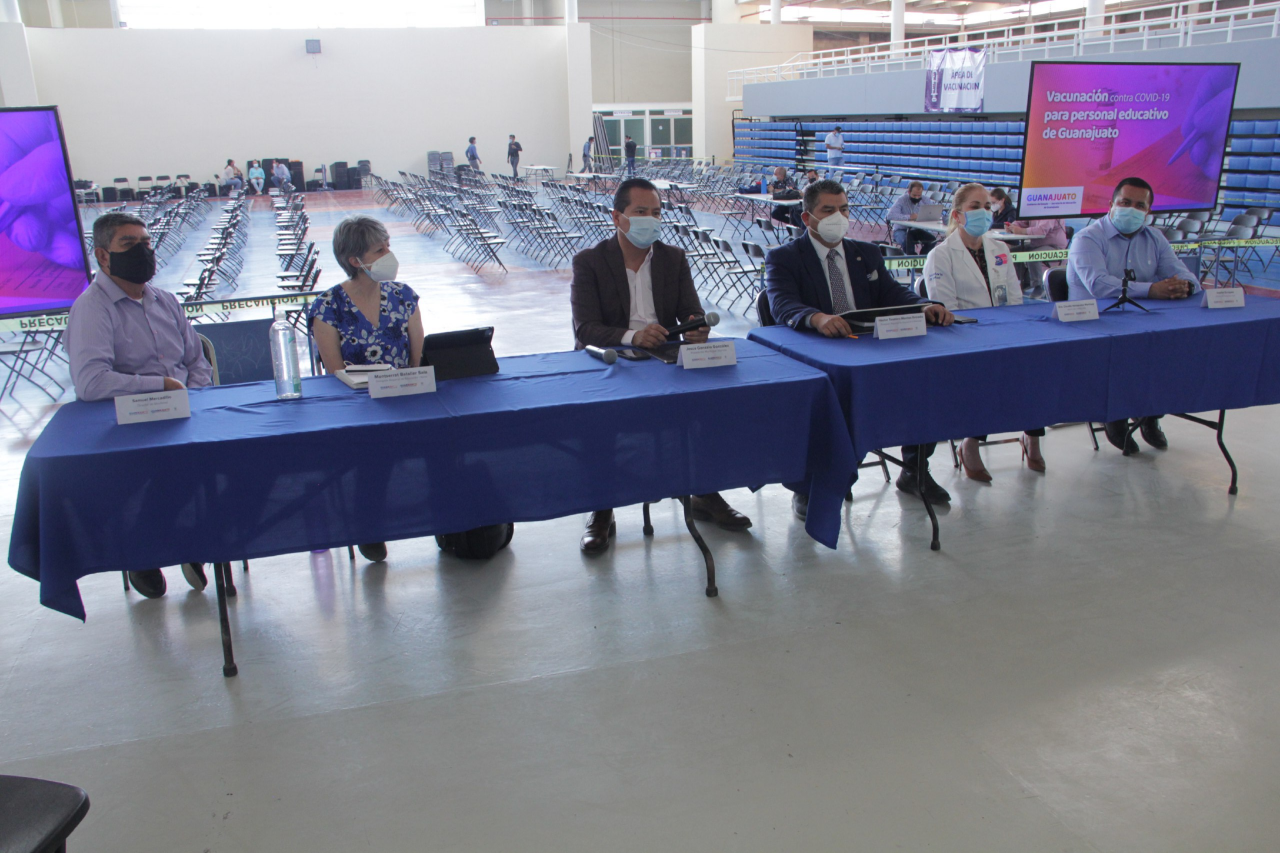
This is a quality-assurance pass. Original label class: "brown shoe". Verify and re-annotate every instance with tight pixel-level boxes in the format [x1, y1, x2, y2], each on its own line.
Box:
[690, 493, 752, 531]
[581, 510, 615, 554]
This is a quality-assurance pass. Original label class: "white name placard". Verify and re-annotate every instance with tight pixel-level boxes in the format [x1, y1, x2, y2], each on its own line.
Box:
[676, 340, 737, 369]
[368, 366, 437, 399]
[1052, 299, 1100, 322]
[115, 389, 191, 425]
[1203, 288, 1245, 309]
[873, 313, 927, 339]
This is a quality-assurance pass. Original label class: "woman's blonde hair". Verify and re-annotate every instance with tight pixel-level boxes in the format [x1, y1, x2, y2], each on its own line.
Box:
[946, 182, 990, 237]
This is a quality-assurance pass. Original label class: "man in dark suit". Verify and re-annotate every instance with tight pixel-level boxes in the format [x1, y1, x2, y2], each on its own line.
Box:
[765, 179, 954, 517]
[570, 178, 752, 553]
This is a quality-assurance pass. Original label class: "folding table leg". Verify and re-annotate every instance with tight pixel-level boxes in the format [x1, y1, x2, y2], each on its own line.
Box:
[1172, 409, 1238, 495]
[214, 562, 238, 677]
[678, 496, 717, 597]
[642, 502, 654, 536]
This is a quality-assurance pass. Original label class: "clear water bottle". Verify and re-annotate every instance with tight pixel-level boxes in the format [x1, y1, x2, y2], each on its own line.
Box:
[270, 308, 302, 400]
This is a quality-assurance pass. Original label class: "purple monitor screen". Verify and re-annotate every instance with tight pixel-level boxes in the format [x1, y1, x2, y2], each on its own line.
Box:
[0, 106, 91, 319]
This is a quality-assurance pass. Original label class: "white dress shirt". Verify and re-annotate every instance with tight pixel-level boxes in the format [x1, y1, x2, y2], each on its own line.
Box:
[621, 248, 658, 345]
[807, 233, 856, 325]
[823, 131, 844, 152]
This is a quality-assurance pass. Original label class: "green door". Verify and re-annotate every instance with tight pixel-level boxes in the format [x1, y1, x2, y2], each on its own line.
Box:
[674, 117, 693, 159]
[651, 118, 672, 160]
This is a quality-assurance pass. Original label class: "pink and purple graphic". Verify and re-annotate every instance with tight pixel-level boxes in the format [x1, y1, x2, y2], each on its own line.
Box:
[0, 107, 91, 318]
[1020, 62, 1239, 218]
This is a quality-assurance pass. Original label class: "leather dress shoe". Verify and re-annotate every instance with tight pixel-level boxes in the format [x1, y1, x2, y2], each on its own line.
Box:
[128, 569, 167, 598]
[689, 493, 752, 530]
[1103, 419, 1139, 455]
[581, 510, 615, 554]
[358, 542, 388, 562]
[1139, 417, 1168, 450]
[791, 492, 808, 521]
[181, 562, 207, 592]
[896, 470, 951, 504]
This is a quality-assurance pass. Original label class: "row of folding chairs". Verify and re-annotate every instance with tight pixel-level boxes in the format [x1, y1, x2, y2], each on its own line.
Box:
[180, 196, 250, 301]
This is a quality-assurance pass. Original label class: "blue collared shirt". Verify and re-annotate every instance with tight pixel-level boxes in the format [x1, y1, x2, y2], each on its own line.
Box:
[1066, 216, 1197, 300]
[65, 271, 213, 402]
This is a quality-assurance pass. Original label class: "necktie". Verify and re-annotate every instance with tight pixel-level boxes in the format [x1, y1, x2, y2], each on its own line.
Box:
[827, 248, 852, 314]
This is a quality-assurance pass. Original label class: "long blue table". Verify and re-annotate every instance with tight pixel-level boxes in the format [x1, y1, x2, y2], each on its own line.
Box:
[9, 340, 856, 640]
[750, 297, 1280, 545]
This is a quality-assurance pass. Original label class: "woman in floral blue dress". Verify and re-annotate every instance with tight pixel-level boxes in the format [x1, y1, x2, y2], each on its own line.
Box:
[309, 215, 425, 562]
[310, 215, 424, 374]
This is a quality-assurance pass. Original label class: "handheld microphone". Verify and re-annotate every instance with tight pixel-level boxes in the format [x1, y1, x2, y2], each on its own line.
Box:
[585, 345, 617, 365]
[665, 312, 719, 336]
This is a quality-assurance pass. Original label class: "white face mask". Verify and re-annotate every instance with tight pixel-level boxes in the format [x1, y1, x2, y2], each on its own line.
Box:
[813, 211, 849, 244]
[360, 250, 399, 282]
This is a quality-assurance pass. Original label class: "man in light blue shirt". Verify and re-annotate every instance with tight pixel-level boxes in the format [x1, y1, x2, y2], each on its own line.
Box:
[465, 136, 481, 172]
[1067, 176, 1199, 454]
[65, 212, 213, 599]
[823, 125, 844, 180]
[885, 181, 938, 255]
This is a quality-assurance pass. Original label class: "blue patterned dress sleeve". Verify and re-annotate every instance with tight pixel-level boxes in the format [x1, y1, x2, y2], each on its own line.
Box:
[308, 281, 420, 368]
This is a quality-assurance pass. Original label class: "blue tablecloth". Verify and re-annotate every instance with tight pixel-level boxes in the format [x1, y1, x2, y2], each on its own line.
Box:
[750, 298, 1280, 461]
[9, 340, 857, 619]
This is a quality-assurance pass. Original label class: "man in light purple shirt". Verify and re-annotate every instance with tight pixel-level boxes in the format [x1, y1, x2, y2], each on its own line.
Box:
[64, 212, 213, 598]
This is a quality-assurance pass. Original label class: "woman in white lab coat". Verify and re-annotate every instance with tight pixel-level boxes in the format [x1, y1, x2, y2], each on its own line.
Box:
[921, 183, 1046, 480]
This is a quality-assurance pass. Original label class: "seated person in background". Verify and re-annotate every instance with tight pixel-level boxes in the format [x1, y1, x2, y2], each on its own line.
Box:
[799, 168, 821, 189]
[309, 215, 424, 563]
[886, 181, 939, 256]
[1067, 176, 1199, 455]
[765, 179, 954, 513]
[1005, 215, 1068, 295]
[272, 160, 290, 189]
[923, 183, 1046, 479]
[247, 160, 265, 195]
[768, 166, 801, 227]
[570, 178, 752, 552]
[221, 159, 243, 192]
[65, 212, 213, 599]
[988, 188, 1017, 230]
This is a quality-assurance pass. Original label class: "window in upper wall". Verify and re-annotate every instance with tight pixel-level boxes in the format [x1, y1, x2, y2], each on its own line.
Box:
[117, 0, 482, 29]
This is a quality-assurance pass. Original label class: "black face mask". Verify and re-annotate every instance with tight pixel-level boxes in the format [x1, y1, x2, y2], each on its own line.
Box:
[107, 242, 156, 285]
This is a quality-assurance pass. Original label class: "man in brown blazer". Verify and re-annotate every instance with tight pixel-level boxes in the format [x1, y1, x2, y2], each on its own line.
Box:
[570, 178, 752, 553]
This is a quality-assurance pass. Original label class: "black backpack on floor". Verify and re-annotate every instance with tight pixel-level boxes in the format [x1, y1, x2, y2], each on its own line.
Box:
[436, 523, 515, 560]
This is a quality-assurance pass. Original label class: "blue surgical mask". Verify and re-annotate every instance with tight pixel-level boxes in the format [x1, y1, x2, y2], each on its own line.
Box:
[622, 215, 661, 249]
[1110, 205, 1147, 234]
[962, 209, 993, 237]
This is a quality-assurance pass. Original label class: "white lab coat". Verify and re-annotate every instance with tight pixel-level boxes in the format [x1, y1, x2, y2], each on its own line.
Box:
[921, 229, 1022, 310]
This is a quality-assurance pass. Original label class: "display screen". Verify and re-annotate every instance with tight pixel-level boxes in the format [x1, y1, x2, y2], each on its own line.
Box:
[1019, 62, 1239, 218]
[0, 106, 91, 318]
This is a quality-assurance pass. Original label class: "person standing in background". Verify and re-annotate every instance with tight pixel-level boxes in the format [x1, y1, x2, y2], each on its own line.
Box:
[466, 137, 482, 172]
[624, 135, 637, 176]
[507, 134, 523, 179]
[247, 160, 265, 195]
[581, 136, 595, 173]
[824, 125, 845, 181]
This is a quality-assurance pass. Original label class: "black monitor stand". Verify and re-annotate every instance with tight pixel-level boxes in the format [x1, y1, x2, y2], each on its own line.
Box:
[1103, 268, 1149, 313]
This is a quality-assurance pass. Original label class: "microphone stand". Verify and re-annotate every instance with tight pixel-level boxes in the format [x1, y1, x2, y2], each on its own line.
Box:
[1102, 268, 1149, 314]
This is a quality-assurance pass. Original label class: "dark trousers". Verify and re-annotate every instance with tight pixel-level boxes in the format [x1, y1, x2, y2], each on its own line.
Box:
[901, 443, 937, 473]
[898, 229, 937, 256]
[626, 156, 636, 176]
[509, 155, 519, 179]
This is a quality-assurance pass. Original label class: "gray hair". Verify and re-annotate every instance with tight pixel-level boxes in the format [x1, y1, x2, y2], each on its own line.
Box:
[92, 212, 146, 251]
[332, 215, 390, 278]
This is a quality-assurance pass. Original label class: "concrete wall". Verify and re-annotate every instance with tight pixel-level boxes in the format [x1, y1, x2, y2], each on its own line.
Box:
[743, 37, 1280, 118]
[693, 22, 811, 162]
[0, 22, 39, 106]
[23, 26, 577, 183]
